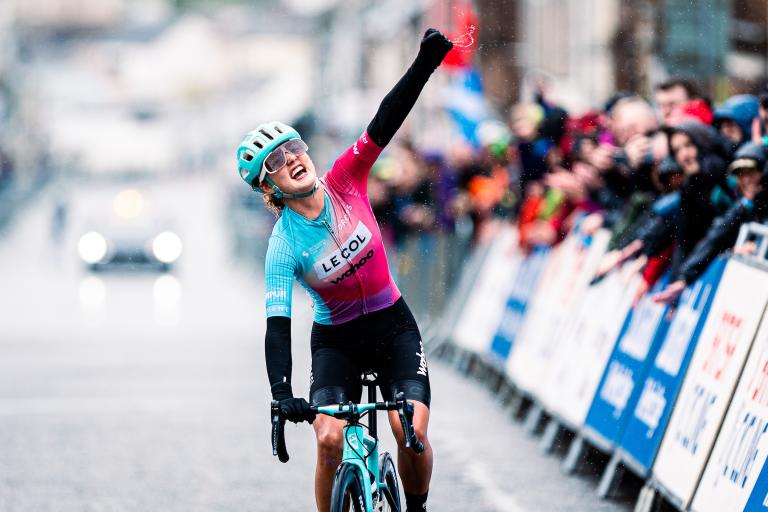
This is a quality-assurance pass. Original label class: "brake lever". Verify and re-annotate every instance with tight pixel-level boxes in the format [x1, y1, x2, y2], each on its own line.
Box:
[271, 400, 289, 463]
[395, 393, 425, 454]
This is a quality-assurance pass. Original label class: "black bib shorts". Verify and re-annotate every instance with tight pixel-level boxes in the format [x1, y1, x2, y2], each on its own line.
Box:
[309, 297, 431, 408]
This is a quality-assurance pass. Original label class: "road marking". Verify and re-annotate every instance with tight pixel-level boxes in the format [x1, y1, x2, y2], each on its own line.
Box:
[432, 431, 527, 512]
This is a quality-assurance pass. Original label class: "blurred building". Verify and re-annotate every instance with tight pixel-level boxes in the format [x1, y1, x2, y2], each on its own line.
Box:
[9, 0, 316, 176]
[310, 0, 458, 158]
[471, 0, 768, 112]
[727, 0, 768, 93]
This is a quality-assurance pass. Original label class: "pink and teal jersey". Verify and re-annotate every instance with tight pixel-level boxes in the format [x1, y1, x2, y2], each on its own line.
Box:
[264, 131, 402, 325]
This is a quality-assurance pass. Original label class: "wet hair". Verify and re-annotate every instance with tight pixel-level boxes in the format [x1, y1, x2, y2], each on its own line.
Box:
[654, 77, 701, 100]
[262, 191, 285, 218]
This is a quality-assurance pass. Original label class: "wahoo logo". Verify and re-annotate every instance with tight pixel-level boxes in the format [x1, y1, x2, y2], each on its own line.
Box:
[416, 341, 428, 376]
[314, 222, 372, 280]
[330, 249, 374, 285]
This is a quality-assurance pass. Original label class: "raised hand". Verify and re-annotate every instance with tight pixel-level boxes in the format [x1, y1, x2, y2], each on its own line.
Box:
[417, 28, 453, 67]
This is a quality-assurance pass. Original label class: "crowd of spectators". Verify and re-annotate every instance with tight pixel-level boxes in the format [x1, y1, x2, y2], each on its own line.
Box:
[370, 77, 768, 306]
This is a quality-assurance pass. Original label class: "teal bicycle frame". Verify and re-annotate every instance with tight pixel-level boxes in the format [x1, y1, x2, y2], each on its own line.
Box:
[317, 403, 384, 512]
[271, 378, 423, 511]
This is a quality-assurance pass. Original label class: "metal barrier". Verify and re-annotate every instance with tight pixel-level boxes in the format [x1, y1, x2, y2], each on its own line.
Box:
[393, 231, 473, 329]
[433, 220, 768, 511]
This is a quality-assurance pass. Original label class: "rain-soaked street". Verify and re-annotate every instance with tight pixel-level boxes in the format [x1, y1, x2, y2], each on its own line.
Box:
[0, 177, 633, 511]
[2, 1, 767, 510]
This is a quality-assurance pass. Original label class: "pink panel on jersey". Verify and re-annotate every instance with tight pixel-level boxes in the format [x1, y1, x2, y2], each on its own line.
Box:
[303, 131, 401, 324]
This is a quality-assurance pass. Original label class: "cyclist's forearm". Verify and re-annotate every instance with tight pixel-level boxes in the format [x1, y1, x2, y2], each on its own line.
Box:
[265, 315, 293, 400]
[367, 35, 450, 148]
[366, 61, 433, 148]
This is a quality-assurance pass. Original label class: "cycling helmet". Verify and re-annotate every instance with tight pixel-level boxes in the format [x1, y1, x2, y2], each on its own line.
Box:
[237, 121, 301, 189]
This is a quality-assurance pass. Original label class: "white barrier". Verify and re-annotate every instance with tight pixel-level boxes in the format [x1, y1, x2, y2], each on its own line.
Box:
[539, 256, 643, 428]
[440, 220, 768, 511]
[507, 229, 609, 396]
[690, 306, 768, 512]
[651, 258, 768, 509]
[452, 225, 521, 355]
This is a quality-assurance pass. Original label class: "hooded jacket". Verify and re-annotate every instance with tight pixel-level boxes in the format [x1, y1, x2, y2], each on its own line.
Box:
[714, 94, 759, 150]
[641, 122, 735, 276]
[677, 143, 768, 284]
[677, 195, 768, 284]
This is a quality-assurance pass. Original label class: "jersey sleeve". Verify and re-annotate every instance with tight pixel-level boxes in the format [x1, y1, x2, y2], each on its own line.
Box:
[264, 235, 296, 318]
[324, 131, 384, 196]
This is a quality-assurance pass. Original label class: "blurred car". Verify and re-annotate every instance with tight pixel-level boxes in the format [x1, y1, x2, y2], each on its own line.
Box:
[77, 188, 182, 272]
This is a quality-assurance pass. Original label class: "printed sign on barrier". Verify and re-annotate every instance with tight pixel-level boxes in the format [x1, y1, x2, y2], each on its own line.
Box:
[507, 230, 609, 396]
[651, 258, 768, 509]
[542, 263, 643, 428]
[691, 308, 768, 512]
[490, 247, 548, 361]
[452, 226, 521, 354]
[618, 258, 728, 474]
[505, 233, 580, 393]
[583, 276, 672, 448]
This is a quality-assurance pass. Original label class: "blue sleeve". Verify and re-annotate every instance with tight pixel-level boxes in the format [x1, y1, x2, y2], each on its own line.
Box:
[265, 235, 296, 318]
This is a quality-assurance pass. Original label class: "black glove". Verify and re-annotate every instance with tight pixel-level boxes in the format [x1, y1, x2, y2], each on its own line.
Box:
[278, 397, 316, 424]
[416, 28, 453, 69]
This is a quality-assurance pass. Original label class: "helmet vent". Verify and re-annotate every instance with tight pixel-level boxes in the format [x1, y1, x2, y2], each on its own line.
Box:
[275, 126, 283, 133]
[259, 129, 274, 140]
[242, 150, 254, 162]
[254, 141, 263, 149]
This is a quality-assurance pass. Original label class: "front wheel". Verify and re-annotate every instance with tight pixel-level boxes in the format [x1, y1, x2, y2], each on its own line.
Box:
[377, 452, 401, 511]
[330, 462, 366, 512]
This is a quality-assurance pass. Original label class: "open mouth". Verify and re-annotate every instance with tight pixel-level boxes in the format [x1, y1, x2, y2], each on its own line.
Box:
[291, 165, 307, 180]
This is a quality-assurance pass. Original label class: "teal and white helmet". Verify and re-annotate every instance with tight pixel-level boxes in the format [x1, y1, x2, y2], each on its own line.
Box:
[237, 121, 301, 189]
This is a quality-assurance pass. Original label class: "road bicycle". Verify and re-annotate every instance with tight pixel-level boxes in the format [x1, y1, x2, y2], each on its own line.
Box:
[271, 373, 424, 511]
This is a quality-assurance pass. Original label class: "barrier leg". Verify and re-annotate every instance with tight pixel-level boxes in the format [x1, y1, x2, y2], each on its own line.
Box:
[456, 350, 473, 375]
[427, 340, 446, 360]
[445, 343, 459, 365]
[563, 435, 587, 474]
[523, 403, 545, 435]
[633, 484, 659, 512]
[471, 356, 487, 382]
[596, 452, 625, 499]
[475, 359, 491, 384]
[469, 354, 484, 380]
[498, 381, 516, 406]
[508, 393, 526, 421]
[539, 419, 562, 454]
[490, 369, 506, 394]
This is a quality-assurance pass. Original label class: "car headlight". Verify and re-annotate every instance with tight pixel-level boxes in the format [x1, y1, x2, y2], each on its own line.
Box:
[152, 231, 182, 263]
[78, 232, 108, 264]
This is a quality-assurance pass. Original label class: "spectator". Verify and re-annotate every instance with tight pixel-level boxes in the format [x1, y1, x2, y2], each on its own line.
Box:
[654, 77, 701, 126]
[654, 141, 768, 304]
[713, 94, 760, 153]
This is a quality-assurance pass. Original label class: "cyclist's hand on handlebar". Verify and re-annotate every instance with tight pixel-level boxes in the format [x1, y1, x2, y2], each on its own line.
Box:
[277, 397, 316, 424]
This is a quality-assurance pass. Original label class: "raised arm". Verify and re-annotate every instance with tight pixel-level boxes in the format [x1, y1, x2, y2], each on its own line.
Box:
[327, 29, 453, 195]
[366, 28, 453, 147]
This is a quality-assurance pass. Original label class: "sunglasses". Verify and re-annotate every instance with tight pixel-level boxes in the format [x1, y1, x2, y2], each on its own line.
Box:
[264, 138, 309, 174]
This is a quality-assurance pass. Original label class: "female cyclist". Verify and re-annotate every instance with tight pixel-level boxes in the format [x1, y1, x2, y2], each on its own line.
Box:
[236, 29, 453, 511]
